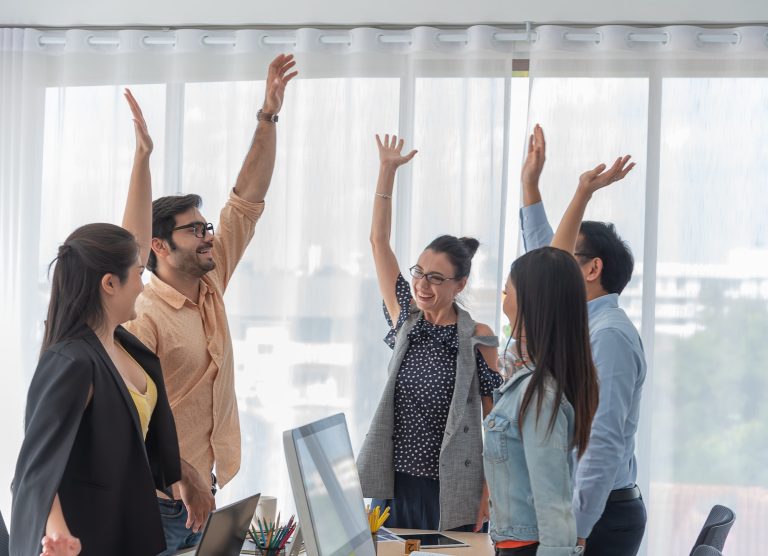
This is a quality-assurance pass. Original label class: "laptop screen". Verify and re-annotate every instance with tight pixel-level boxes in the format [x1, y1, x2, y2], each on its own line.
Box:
[174, 493, 259, 556]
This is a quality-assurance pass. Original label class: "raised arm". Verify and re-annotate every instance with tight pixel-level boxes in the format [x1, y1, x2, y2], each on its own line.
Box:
[370, 134, 417, 324]
[122, 89, 153, 266]
[551, 155, 635, 254]
[519, 124, 554, 251]
[233, 54, 298, 203]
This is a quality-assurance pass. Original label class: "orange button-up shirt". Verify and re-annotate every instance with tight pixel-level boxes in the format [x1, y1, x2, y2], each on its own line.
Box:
[126, 190, 264, 492]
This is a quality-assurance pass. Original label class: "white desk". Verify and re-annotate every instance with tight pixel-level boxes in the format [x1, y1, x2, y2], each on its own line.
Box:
[379, 529, 494, 556]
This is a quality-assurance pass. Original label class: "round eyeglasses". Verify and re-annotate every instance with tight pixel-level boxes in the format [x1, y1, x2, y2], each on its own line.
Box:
[409, 265, 458, 286]
[171, 221, 215, 238]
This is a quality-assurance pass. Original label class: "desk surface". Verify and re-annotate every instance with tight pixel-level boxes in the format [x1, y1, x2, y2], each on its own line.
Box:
[378, 529, 494, 556]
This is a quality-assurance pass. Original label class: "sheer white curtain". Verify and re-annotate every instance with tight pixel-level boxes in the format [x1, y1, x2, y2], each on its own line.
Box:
[527, 25, 768, 555]
[4, 23, 768, 554]
[0, 26, 530, 521]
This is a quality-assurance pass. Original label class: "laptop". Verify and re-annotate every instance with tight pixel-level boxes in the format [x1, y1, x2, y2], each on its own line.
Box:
[174, 493, 260, 555]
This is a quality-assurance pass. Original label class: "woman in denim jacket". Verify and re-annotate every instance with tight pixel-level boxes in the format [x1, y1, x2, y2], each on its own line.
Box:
[483, 141, 633, 556]
[484, 246, 599, 556]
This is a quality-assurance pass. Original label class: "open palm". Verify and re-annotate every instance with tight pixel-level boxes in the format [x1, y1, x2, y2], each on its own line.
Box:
[375, 134, 417, 168]
[124, 88, 153, 155]
[521, 123, 546, 187]
[578, 155, 635, 196]
[263, 53, 298, 114]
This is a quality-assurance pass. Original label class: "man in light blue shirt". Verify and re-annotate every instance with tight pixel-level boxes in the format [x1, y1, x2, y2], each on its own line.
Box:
[519, 125, 647, 556]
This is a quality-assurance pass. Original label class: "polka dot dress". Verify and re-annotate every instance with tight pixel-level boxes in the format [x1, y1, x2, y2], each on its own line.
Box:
[383, 273, 502, 480]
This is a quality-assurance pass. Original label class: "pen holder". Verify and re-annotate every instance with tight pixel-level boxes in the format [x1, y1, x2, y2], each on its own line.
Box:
[256, 549, 285, 556]
[371, 531, 378, 554]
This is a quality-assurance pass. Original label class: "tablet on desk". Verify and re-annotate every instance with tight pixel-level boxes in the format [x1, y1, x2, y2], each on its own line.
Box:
[395, 533, 468, 548]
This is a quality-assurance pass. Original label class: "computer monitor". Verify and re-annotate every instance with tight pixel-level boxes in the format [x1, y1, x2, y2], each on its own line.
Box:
[283, 413, 376, 556]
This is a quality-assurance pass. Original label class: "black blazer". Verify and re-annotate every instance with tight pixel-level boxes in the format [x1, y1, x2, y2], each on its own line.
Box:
[10, 325, 181, 556]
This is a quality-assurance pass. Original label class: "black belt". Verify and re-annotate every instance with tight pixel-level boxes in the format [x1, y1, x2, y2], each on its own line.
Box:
[608, 484, 641, 503]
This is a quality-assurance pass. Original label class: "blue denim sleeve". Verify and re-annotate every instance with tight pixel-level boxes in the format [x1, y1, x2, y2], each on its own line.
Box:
[521, 393, 581, 556]
[572, 328, 642, 538]
[520, 202, 554, 252]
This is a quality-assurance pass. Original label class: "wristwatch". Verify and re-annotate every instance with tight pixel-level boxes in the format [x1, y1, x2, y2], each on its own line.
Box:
[257, 109, 278, 123]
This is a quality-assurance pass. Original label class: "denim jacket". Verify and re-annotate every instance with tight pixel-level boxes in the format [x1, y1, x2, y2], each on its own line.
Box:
[483, 368, 583, 556]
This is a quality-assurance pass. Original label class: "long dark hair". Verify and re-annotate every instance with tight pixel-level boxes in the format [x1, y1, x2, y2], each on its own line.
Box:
[42, 223, 139, 353]
[509, 246, 599, 458]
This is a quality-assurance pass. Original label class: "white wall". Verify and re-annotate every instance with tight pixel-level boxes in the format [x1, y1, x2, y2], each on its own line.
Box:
[3, 0, 768, 28]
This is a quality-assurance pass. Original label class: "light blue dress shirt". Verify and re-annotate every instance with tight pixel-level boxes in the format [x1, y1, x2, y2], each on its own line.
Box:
[520, 202, 648, 538]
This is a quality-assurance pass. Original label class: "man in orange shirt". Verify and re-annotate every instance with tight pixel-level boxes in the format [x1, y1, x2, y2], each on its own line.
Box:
[124, 53, 298, 555]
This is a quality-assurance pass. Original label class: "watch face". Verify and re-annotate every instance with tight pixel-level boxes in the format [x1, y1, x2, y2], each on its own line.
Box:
[258, 111, 278, 122]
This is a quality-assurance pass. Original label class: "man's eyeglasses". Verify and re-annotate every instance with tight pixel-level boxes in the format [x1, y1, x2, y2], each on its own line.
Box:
[171, 221, 214, 238]
[409, 265, 457, 286]
[574, 252, 598, 260]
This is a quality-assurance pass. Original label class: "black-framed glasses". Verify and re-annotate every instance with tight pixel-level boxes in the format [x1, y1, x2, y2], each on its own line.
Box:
[409, 265, 457, 285]
[574, 252, 598, 260]
[171, 221, 214, 238]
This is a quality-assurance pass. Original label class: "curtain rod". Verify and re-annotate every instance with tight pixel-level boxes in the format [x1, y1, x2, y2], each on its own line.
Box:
[33, 25, 754, 48]
[3, 22, 768, 32]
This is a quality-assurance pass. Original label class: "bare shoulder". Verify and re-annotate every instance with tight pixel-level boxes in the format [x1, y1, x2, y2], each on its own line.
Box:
[474, 322, 496, 337]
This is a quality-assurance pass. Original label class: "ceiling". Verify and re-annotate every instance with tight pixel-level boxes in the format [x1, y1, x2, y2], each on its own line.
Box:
[3, 0, 768, 28]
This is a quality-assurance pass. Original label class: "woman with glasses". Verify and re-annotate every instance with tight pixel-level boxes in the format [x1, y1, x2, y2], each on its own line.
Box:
[357, 134, 502, 533]
[10, 91, 181, 556]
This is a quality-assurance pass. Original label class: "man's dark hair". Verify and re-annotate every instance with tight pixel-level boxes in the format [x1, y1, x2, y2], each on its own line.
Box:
[577, 221, 634, 295]
[147, 194, 202, 273]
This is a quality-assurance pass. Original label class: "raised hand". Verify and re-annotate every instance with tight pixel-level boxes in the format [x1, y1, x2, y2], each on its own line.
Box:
[40, 532, 81, 556]
[521, 123, 546, 188]
[375, 134, 417, 169]
[124, 88, 153, 156]
[577, 155, 635, 197]
[262, 53, 298, 115]
[551, 154, 637, 254]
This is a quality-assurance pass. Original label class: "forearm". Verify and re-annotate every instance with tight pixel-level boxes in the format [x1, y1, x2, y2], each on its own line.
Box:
[45, 493, 72, 537]
[122, 151, 152, 264]
[522, 177, 542, 208]
[551, 187, 591, 254]
[370, 163, 397, 246]
[179, 458, 202, 486]
[233, 120, 277, 204]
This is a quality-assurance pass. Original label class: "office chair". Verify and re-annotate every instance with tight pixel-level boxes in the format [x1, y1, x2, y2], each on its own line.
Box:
[692, 546, 723, 556]
[0, 509, 9, 556]
[689, 504, 735, 555]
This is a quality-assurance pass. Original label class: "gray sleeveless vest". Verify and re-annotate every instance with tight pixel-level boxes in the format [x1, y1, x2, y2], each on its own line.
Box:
[356, 303, 498, 531]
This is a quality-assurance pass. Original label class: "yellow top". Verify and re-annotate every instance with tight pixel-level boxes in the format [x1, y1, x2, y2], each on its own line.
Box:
[120, 345, 158, 439]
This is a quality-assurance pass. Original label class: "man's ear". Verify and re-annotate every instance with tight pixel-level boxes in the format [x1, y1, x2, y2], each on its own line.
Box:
[584, 257, 604, 285]
[151, 237, 169, 260]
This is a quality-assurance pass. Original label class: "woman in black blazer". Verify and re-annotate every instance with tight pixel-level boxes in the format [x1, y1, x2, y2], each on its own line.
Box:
[10, 91, 180, 556]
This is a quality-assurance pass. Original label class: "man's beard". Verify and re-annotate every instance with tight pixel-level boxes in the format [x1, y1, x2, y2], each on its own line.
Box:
[177, 247, 216, 277]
